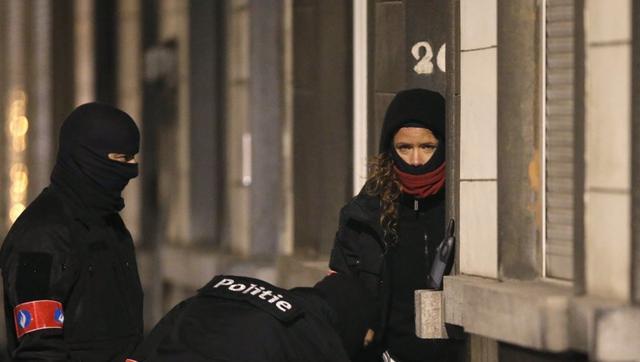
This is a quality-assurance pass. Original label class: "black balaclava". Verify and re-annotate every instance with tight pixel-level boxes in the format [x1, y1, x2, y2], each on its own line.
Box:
[50, 102, 140, 214]
[313, 274, 378, 359]
[379, 88, 446, 175]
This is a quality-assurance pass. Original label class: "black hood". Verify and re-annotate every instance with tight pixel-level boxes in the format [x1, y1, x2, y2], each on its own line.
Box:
[379, 88, 445, 153]
[313, 274, 378, 359]
[379, 88, 446, 174]
[50, 102, 140, 214]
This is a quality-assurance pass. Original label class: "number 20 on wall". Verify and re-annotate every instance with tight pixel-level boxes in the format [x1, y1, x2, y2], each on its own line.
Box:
[412, 42, 446, 75]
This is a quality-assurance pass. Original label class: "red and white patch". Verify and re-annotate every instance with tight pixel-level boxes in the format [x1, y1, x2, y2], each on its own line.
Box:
[13, 300, 64, 338]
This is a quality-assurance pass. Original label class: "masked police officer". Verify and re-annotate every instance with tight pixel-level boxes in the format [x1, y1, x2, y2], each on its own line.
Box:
[0, 103, 144, 361]
[129, 273, 377, 362]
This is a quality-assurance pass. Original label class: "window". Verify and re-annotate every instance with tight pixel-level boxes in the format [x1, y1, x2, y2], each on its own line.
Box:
[544, 0, 578, 280]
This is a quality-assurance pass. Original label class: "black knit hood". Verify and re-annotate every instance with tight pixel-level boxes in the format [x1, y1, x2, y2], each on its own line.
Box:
[50, 102, 140, 214]
[379, 88, 446, 175]
[379, 88, 445, 153]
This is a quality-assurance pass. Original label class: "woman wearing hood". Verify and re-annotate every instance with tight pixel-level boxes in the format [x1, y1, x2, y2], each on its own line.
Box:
[329, 89, 462, 361]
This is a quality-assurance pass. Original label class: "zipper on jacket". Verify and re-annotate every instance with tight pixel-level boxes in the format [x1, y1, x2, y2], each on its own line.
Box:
[424, 232, 429, 257]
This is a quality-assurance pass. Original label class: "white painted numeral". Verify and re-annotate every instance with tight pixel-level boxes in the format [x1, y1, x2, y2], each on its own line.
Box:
[436, 43, 446, 73]
[412, 41, 434, 75]
[411, 42, 446, 75]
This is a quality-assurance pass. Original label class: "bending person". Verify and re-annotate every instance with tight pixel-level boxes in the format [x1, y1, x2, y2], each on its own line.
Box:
[129, 273, 377, 362]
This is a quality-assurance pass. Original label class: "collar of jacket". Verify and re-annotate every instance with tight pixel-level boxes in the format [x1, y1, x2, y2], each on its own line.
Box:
[48, 184, 106, 230]
[397, 188, 445, 211]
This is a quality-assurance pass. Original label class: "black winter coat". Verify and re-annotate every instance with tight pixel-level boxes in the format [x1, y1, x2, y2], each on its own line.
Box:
[329, 188, 455, 361]
[0, 185, 144, 361]
[130, 275, 350, 362]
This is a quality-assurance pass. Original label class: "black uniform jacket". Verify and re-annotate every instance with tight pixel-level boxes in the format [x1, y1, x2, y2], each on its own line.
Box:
[0, 185, 144, 361]
[130, 275, 350, 362]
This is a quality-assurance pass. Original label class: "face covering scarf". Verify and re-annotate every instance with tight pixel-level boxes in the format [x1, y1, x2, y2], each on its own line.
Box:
[390, 131, 446, 198]
[393, 162, 446, 198]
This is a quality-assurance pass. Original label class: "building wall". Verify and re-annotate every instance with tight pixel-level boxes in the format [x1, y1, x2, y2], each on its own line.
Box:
[369, 0, 449, 156]
[440, 0, 640, 361]
[223, 0, 251, 255]
[292, 0, 352, 258]
[583, 0, 633, 301]
[633, 0, 640, 305]
[458, 0, 499, 279]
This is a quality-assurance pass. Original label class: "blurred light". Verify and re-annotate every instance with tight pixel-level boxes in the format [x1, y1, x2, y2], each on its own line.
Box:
[6, 90, 29, 226]
[9, 163, 28, 201]
[9, 116, 29, 137]
[12, 137, 26, 152]
[10, 163, 28, 180]
[9, 204, 26, 223]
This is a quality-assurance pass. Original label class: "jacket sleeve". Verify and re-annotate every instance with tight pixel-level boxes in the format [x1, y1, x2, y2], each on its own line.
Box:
[1, 226, 77, 361]
[329, 213, 363, 276]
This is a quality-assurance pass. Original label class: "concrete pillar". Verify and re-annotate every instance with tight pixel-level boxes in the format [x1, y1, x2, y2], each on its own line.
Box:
[188, 0, 225, 245]
[572, 0, 587, 294]
[583, 0, 633, 301]
[458, 0, 498, 279]
[291, 0, 352, 257]
[223, 0, 251, 255]
[74, 0, 94, 105]
[446, 0, 461, 274]
[281, 0, 294, 255]
[249, 0, 283, 256]
[0, 0, 7, 236]
[632, 0, 640, 304]
[497, 0, 542, 280]
[30, 1, 54, 197]
[158, 0, 191, 244]
[223, 0, 285, 257]
[51, 0, 76, 138]
[118, 0, 143, 241]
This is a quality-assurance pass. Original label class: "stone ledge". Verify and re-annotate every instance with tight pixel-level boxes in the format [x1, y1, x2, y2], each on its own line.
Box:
[434, 275, 640, 361]
[441, 275, 572, 352]
[594, 307, 640, 360]
[570, 296, 640, 361]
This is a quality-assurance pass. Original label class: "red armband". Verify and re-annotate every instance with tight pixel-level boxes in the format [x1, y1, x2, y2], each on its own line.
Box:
[13, 300, 64, 338]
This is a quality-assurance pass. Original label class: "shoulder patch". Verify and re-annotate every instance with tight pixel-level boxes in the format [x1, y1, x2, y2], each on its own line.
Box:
[200, 275, 303, 323]
[16, 252, 53, 302]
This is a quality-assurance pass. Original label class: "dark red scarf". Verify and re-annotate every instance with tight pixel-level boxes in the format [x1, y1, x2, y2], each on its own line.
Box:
[394, 162, 446, 198]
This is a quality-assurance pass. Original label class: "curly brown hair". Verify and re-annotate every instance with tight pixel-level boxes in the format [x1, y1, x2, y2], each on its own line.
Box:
[364, 153, 402, 247]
